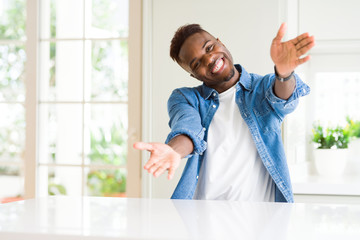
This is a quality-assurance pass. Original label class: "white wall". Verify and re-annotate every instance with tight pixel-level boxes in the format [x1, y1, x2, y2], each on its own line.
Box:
[143, 0, 285, 198]
[143, 0, 360, 202]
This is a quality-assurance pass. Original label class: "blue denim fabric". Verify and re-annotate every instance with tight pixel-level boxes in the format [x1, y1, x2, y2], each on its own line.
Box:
[165, 64, 310, 202]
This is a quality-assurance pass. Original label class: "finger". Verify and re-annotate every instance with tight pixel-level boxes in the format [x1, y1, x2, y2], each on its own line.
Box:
[144, 154, 158, 170]
[295, 35, 315, 51]
[291, 32, 309, 45]
[148, 160, 167, 174]
[133, 142, 154, 152]
[153, 164, 170, 178]
[296, 41, 315, 57]
[273, 22, 287, 44]
[168, 167, 175, 180]
[147, 158, 163, 173]
[296, 55, 311, 65]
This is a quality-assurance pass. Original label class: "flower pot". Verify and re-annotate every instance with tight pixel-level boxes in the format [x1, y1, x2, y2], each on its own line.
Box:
[314, 149, 348, 177]
[348, 138, 360, 161]
[346, 138, 360, 174]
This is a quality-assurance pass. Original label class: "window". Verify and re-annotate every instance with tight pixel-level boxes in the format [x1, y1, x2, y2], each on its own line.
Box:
[0, 0, 26, 203]
[282, 0, 360, 199]
[0, 0, 141, 202]
[37, 0, 130, 198]
[286, 51, 360, 191]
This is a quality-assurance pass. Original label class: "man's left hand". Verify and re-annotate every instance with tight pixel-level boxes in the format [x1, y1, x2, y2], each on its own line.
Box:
[271, 22, 315, 77]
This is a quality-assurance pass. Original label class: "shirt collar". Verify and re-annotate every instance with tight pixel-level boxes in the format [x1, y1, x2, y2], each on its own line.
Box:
[199, 64, 252, 100]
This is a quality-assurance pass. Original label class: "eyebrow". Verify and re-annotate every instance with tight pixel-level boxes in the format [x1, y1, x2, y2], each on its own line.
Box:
[189, 39, 211, 69]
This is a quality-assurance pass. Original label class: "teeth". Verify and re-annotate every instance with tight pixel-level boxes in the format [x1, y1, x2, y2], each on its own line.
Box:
[212, 58, 224, 73]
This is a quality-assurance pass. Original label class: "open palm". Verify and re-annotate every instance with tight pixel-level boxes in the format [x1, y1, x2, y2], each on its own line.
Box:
[271, 23, 315, 77]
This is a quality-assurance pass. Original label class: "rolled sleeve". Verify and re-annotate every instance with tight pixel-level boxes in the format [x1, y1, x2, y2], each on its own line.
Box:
[165, 89, 207, 157]
[265, 74, 310, 119]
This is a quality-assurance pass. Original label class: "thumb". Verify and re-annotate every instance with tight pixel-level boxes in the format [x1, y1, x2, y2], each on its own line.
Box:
[273, 22, 287, 44]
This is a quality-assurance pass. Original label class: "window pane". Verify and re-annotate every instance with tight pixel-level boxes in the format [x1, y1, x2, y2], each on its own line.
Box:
[0, 44, 25, 102]
[0, 166, 23, 201]
[38, 166, 82, 196]
[85, 168, 126, 197]
[314, 72, 360, 125]
[40, 0, 83, 39]
[38, 104, 82, 165]
[0, 104, 25, 163]
[85, 0, 129, 38]
[85, 40, 128, 101]
[39, 41, 83, 101]
[84, 104, 127, 166]
[0, 0, 26, 40]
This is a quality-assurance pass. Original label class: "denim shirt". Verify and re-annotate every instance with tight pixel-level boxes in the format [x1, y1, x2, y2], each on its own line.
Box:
[165, 64, 310, 202]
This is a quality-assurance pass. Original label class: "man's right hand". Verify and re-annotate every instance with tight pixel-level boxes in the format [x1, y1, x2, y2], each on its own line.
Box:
[133, 142, 182, 180]
[133, 135, 194, 180]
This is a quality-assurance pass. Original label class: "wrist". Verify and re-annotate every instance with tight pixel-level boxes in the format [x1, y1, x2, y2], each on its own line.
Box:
[168, 135, 193, 158]
[274, 65, 294, 82]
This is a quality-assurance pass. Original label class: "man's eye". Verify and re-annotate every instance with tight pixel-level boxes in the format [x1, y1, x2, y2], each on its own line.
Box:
[194, 62, 200, 69]
[206, 45, 213, 52]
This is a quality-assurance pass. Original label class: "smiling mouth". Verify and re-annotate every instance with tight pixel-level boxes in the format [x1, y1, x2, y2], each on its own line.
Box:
[211, 58, 224, 74]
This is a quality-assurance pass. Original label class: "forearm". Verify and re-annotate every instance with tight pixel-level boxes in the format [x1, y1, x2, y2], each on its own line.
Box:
[167, 134, 194, 158]
[273, 65, 296, 100]
[274, 76, 296, 100]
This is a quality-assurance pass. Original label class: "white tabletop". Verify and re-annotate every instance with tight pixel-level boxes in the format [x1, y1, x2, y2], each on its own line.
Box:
[0, 196, 359, 240]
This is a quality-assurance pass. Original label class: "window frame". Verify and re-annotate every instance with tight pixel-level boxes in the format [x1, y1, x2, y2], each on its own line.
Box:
[286, 39, 360, 196]
[24, 0, 141, 199]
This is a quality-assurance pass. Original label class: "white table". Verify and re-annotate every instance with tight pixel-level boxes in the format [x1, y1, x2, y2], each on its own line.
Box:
[0, 196, 359, 239]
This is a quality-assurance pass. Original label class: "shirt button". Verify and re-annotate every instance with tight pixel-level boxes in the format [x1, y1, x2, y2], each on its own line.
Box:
[213, 93, 216, 97]
[203, 127, 206, 131]
[196, 176, 199, 179]
[212, 105, 216, 108]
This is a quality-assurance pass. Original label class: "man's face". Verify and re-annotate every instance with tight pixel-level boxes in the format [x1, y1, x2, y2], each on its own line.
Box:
[178, 31, 236, 90]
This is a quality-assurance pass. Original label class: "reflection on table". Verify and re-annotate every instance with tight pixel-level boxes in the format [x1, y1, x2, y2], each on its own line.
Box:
[0, 196, 359, 239]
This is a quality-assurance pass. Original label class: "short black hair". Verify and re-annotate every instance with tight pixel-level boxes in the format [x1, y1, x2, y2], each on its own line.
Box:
[170, 24, 207, 63]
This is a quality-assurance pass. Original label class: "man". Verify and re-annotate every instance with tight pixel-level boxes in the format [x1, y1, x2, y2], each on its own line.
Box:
[134, 23, 315, 202]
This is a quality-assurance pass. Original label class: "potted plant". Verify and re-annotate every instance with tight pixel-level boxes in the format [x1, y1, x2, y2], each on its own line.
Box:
[346, 117, 360, 147]
[345, 117, 360, 172]
[346, 117, 360, 139]
[311, 123, 350, 176]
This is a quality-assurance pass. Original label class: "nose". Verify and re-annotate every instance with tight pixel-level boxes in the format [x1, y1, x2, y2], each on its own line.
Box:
[202, 53, 215, 67]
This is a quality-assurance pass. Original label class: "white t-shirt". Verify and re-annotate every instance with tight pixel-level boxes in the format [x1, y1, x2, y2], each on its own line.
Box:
[193, 84, 275, 202]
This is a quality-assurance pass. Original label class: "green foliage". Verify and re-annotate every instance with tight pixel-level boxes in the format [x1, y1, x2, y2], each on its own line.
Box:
[0, 0, 26, 163]
[48, 183, 67, 195]
[92, 0, 128, 36]
[87, 123, 127, 195]
[311, 123, 350, 149]
[50, 0, 56, 38]
[0, 0, 26, 40]
[346, 116, 360, 138]
[91, 41, 128, 100]
[88, 123, 127, 165]
[87, 169, 126, 196]
[0, 166, 19, 175]
[0, 106, 25, 162]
